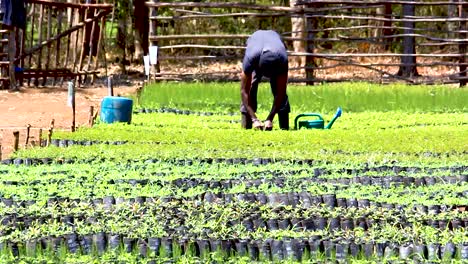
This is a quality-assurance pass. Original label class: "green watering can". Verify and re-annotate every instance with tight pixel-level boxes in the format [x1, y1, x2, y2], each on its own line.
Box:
[294, 107, 342, 130]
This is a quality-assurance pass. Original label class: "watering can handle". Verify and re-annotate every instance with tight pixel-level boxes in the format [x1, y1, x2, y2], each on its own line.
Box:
[294, 113, 324, 130]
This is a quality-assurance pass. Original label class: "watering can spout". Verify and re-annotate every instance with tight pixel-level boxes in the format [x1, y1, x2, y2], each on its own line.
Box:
[325, 107, 342, 129]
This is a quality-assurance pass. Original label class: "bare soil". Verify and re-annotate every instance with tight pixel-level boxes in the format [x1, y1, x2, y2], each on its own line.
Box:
[0, 83, 139, 160]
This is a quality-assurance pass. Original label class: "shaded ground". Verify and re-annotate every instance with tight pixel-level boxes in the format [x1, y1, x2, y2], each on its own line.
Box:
[0, 82, 139, 159]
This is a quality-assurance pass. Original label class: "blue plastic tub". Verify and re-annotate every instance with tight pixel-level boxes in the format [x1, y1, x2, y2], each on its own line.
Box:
[100, 96, 133, 124]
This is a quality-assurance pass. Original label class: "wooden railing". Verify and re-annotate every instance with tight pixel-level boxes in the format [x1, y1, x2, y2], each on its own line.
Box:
[8, 0, 113, 88]
[146, 1, 468, 86]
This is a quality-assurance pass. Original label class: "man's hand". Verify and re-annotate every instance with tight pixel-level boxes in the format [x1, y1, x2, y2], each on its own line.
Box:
[264, 120, 273, 131]
[252, 119, 264, 130]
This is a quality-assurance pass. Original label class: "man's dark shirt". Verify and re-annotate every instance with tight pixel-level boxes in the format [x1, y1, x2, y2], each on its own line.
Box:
[242, 30, 288, 76]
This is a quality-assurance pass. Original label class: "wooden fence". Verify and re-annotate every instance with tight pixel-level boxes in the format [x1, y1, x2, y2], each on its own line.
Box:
[0, 0, 112, 89]
[146, 1, 468, 86]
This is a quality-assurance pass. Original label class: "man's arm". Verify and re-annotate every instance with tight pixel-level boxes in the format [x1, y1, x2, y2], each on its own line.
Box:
[266, 72, 288, 122]
[240, 71, 258, 121]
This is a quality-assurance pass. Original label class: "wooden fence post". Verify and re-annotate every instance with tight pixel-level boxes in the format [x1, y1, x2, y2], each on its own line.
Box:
[47, 128, 53, 147]
[13, 131, 20, 152]
[136, 84, 143, 105]
[25, 124, 31, 147]
[8, 31, 17, 91]
[47, 119, 55, 147]
[459, 3, 467, 87]
[38, 129, 43, 147]
[304, 3, 317, 85]
[89, 105, 94, 126]
[149, 0, 160, 76]
[93, 107, 99, 124]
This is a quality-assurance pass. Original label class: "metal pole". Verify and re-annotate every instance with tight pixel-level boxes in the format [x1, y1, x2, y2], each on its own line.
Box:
[108, 76, 114, 96]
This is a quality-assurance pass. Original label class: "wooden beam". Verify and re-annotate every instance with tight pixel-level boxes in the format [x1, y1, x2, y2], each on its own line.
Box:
[158, 44, 245, 50]
[145, 1, 468, 10]
[8, 31, 17, 91]
[150, 34, 250, 40]
[13, 131, 20, 152]
[26, 0, 113, 9]
[295, 0, 468, 6]
[146, 2, 300, 12]
[25, 124, 31, 147]
[15, 10, 111, 63]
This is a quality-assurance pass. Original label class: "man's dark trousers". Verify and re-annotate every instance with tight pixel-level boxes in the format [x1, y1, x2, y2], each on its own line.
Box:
[241, 71, 290, 130]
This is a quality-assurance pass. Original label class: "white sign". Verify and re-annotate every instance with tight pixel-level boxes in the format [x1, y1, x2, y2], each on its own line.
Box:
[149, 46, 158, 65]
[143, 55, 150, 76]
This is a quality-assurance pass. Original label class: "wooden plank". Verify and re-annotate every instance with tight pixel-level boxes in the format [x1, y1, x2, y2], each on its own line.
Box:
[43, 5, 53, 86]
[78, 6, 90, 73]
[152, 4, 386, 19]
[26, 0, 113, 9]
[159, 44, 245, 49]
[19, 25, 26, 86]
[16, 10, 110, 62]
[28, 3, 36, 86]
[289, 52, 468, 58]
[92, 16, 106, 83]
[150, 34, 250, 40]
[86, 8, 98, 75]
[8, 31, 17, 90]
[313, 14, 468, 23]
[296, 0, 468, 6]
[54, 8, 64, 86]
[37, 4, 45, 84]
[145, 1, 468, 10]
[152, 13, 291, 20]
[72, 8, 81, 75]
[146, 2, 298, 11]
[62, 5, 75, 85]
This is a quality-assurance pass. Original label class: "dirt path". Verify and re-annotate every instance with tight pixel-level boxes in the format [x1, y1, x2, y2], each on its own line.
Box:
[0, 84, 139, 160]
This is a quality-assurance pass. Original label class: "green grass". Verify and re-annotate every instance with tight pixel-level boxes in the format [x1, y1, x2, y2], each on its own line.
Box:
[3, 81, 467, 262]
[137, 82, 468, 113]
[23, 108, 465, 165]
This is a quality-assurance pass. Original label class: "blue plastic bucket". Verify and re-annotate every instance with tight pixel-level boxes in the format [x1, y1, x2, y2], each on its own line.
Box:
[100, 96, 133, 124]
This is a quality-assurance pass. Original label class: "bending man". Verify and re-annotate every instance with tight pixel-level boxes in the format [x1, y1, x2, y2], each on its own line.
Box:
[240, 30, 290, 130]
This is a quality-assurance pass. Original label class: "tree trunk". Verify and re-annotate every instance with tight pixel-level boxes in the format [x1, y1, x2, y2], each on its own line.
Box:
[397, 1, 419, 77]
[133, 0, 149, 61]
[289, 0, 306, 75]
